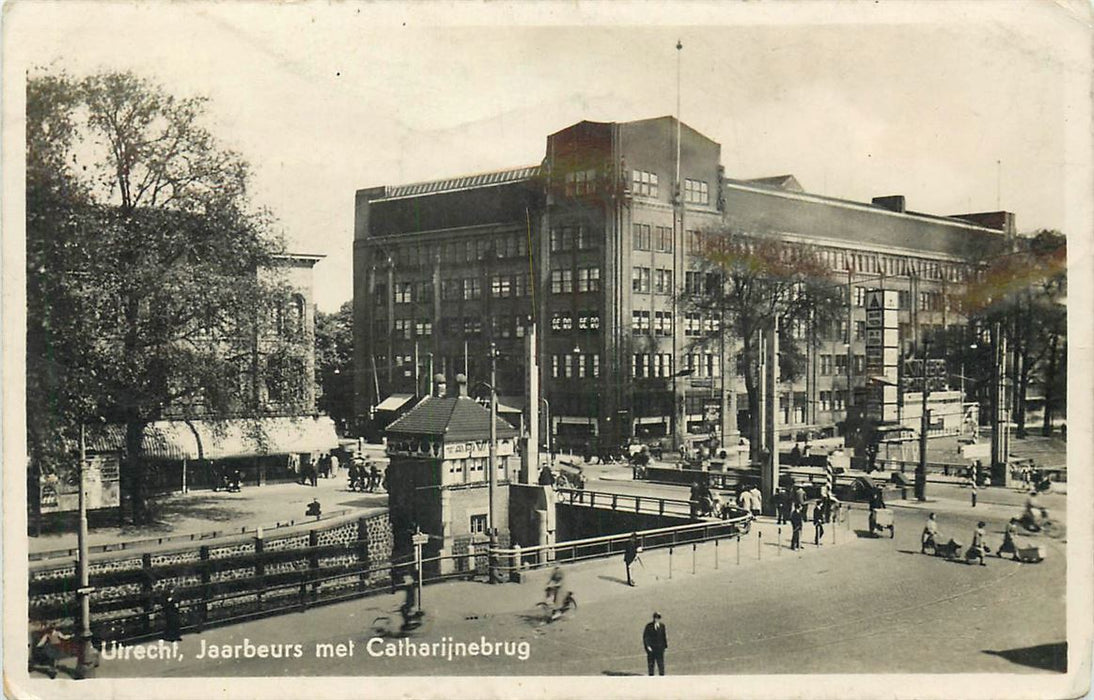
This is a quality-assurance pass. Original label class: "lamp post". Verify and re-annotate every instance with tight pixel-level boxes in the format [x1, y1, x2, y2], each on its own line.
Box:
[539, 397, 551, 464]
[487, 342, 499, 584]
[915, 339, 932, 501]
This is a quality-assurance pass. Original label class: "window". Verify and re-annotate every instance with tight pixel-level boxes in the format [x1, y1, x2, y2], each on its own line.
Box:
[394, 282, 413, 304]
[853, 355, 865, 374]
[686, 229, 702, 254]
[820, 355, 833, 376]
[855, 321, 866, 341]
[442, 279, 461, 301]
[470, 514, 487, 534]
[632, 310, 651, 335]
[632, 267, 651, 293]
[491, 274, 512, 298]
[463, 316, 482, 337]
[632, 223, 652, 251]
[854, 286, 866, 307]
[578, 311, 600, 332]
[565, 168, 597, 197]
[654, 353, 673, 378]
[632, 353, 651, 378]
[685, 271, 703, 295]
[551, 269, 574, 294]
[578, 267, 601, 293]
[415, 320, 432, 338]
[835, 355, 848, 373]
[705, 316, 719, 336]
[654, 311, 672, 337]
[632, 170, 659, 197]
[551, 311, 573, 333]
[651, 268, 672, 295]
[373, 283, 387, 307]
[819, 391, 831, 412]
[463, 278, 482, 300]
[550, 227, 573, 252]
[655, 226, 673, 253]
[512, 272, 529, 298]
[684, 178, 710, 205]
[898, 290, 910, 310]
[394, 319, 412, 339]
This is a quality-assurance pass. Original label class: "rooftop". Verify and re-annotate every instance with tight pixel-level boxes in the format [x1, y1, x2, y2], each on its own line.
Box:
[385, 395, 518, 443]
[379, 165, 541, 201]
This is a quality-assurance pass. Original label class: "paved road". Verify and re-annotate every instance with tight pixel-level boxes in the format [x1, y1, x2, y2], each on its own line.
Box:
[92, 503, 1065, 678]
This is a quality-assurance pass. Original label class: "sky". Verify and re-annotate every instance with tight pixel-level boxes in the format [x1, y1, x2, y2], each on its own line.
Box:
[7, 1, 1091, 312]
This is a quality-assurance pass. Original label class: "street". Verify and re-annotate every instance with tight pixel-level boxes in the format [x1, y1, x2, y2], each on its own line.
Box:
[93, 500, 1066, 678]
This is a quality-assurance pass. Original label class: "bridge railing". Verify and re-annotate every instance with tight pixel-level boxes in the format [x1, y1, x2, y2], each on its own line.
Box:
[555, 487, 699, 518]
[491, 510, 754, 578]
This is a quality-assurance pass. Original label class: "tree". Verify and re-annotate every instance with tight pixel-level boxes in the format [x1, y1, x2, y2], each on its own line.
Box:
[315, 301, 354, 435]
[960, 230, 1067, 438]
[680, 227, 845, 463]
[27, 69, 289, 523]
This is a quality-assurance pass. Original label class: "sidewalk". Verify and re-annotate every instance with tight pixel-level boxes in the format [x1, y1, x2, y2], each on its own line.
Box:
[29, 474, 387, 563]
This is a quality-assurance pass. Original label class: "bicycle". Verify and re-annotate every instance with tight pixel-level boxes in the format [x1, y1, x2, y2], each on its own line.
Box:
[370, 608, 426, 638]
[536, 591, 577, 623]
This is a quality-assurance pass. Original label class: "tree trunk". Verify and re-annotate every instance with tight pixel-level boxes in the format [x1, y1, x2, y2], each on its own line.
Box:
[1041, 334, 1059, 436]
[741, 340, 760, 465]
[1015, 355, 1030, 439]
[123, 417, 149, 524]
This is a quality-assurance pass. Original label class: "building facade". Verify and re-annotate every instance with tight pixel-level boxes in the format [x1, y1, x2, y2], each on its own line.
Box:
[353, 117, 1012, 455]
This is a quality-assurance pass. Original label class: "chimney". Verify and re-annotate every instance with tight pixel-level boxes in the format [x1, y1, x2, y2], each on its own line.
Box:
[871, 195, 906, 213]
[455, 373, 469, 397]
[433, 373, 447, 398]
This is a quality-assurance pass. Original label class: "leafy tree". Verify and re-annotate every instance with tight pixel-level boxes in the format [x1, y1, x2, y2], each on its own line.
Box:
[680, 227, 845, 463]
[960, 230, 1067, 438]
[27, 69, 289, 523]
[315, 300, 354, 435]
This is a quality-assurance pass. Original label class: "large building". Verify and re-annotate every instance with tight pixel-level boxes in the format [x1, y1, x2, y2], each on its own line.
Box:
[353, 117, 1012, 455]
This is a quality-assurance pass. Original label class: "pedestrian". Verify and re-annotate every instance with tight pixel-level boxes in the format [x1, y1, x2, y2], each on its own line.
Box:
[789, 443, 801, 467]
[162, 586, 182, 642]
[813, 500, 825, 546]
[774, 488, 786, 524]
[749, 485, 762, 517]
[970, 521, 988, 566]
[624, 532, 640, 586]
[309, 461, 319, 487]
[793, 482, 806, 515]
[789, 504, 803, 550]
[921, 512, 938, 554]
[330, 452, 340, 476]
[642, 612, 668, 676]
[348, 461, 360, 491]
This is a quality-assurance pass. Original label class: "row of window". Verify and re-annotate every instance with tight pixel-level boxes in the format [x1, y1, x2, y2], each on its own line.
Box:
[550, 225, 598, 252]
[551, 353, 601, 379]
[551, 267, 601, 294]
[550, 310, 601, 332]
[632, 353, 674, 378]
[382, 234, 529, 268]
[631, 267, 673, 294]
[684, 178, 710, 205]
[684, 313, 720, 337]
[380, 315, 531, 340]
[631, 310, 673, 336]
[632, 224, 674, 252]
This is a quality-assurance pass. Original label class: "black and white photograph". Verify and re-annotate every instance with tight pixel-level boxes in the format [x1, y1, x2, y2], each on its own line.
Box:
[3, 2, 1091, 698]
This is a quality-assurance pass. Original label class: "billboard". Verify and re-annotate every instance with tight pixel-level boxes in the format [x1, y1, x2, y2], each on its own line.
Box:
[38, 454, 121, 514]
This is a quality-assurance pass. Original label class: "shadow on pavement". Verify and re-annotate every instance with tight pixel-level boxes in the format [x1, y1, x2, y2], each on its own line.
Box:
[156, 496, 256, 523]
[602, 670, 643, 676]
[983, 642, 1067, 672]
[597, 575, 630, 586]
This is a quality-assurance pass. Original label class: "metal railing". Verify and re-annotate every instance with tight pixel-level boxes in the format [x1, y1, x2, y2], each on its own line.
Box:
[491, 512, 754, 577]
[555, 487, 698, 518]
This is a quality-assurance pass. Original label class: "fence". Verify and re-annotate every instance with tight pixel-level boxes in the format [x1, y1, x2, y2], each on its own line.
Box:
[492, 511, 754, 578]
[29, 512, 394, 645]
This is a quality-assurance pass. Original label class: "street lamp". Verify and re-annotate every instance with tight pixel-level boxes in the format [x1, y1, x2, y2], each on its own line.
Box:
[915, 339, 932, 501]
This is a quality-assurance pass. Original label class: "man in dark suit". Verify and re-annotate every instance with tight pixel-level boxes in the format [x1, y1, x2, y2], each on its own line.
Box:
[642, 612, 668, 675]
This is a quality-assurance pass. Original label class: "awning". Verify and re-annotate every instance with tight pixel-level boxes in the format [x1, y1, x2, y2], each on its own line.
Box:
[375, 394, 415, 412]
[496, 395, 526, 414]
[86, 417, 340, 461]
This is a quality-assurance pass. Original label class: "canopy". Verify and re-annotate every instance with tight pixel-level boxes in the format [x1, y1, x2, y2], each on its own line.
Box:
[86, 417, 340, 461]
[375, 394, 415, 412]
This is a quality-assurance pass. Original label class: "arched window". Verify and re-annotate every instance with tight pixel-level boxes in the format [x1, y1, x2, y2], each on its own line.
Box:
[291, 294, 306, 337]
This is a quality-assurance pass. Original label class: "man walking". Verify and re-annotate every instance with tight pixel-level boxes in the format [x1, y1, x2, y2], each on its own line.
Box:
[790, 504, 804, 551]
[642, 612, 668, 675]
[813, 500, 825, 546]
[624, 532, 640, 586]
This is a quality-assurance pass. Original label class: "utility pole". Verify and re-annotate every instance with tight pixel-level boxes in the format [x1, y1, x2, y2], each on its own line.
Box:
[762, 317, 779, 515]
[487, 342, 499, 583]
[76, 422, 95, 678]
[916, 339, 931, 501]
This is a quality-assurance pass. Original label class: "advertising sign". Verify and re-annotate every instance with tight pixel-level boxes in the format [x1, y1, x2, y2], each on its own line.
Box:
[39, 454, 121, 514]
